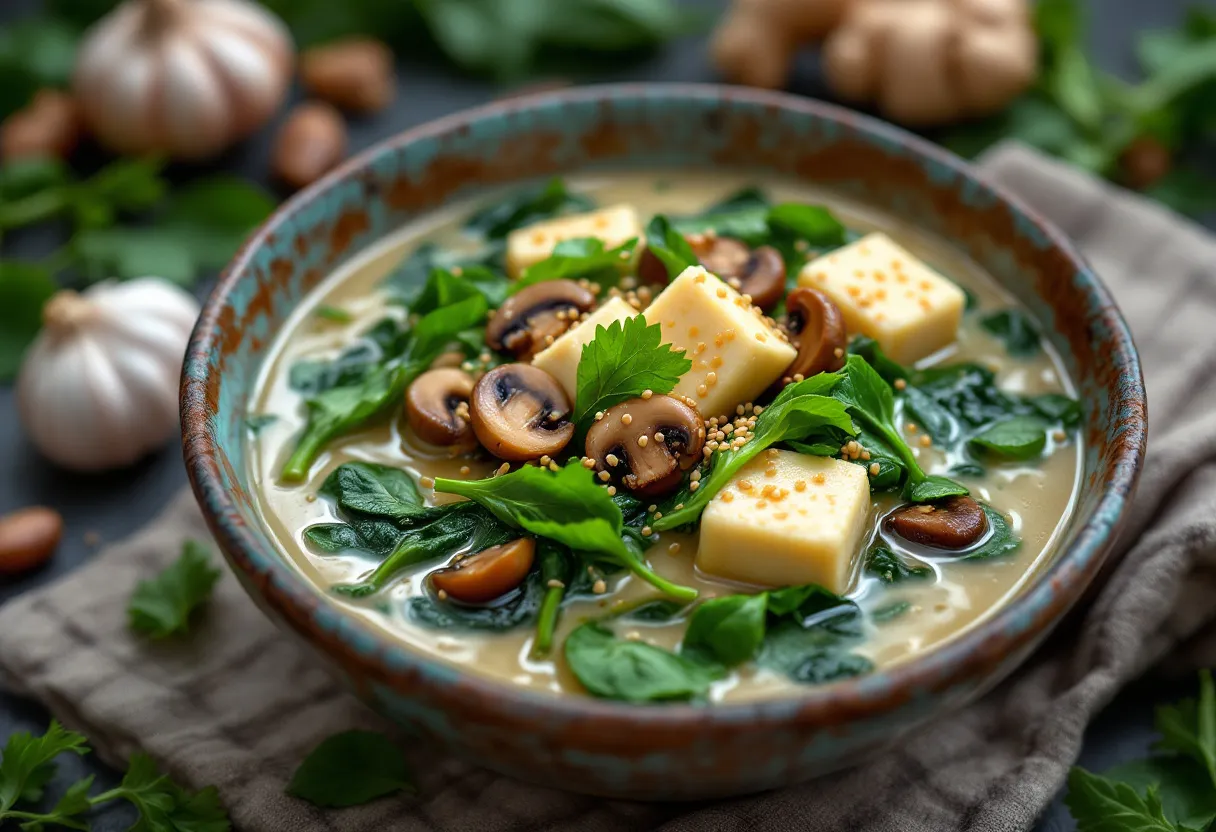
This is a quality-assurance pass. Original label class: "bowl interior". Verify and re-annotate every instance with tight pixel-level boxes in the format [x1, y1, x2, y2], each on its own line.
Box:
[183, 84, 1144, 717]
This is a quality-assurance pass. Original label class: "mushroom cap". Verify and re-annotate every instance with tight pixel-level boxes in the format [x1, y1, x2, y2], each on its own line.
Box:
[405, 368, 478, 450]
[485, 279, 596, 360]
[429, 538, 536, 604]
[469, 364, 574, 461]
[782, 288, 848, 382]
[887, 496, 988, 550]
[688, 237, 786, 311]
[584, 395, 706, 497]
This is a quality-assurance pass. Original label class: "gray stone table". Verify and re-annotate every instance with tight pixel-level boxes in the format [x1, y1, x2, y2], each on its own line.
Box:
[0, 0, 1206, 828]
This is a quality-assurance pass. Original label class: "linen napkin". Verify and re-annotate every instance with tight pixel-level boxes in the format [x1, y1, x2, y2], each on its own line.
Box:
[3, 143, 1215, 832]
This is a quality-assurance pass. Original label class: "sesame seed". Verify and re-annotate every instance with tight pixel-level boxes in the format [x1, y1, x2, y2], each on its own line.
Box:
[794, 480, 807, 492]
[582, 457, 595, 469]
[919, 435, 932, 447]
[654, 431, 666, 443]
[420, 476, 435, 488]
[717, 287, 727, 298]
[495, 462, 510, 476]
[1053, 430, 1067, 441]
[547, 579, 566, 589]
[834, 347, 845, 358]
[622, 413, 633, 425]
[549, 461, 560, 472]
[598, 470, 612, 482]
[642, 389, 653, 400]
[860, 451, 871, 461]
[907, 423, 918, 433]
[669, 542, 681, 554]
[812, 473, 826, 485]
[654, 512, 663, 520]
[756, 500, 768, 509]
[437, 589, 449, 600]
[690, 470, 701, 482]
[606, 453, 619, 467]
[765, 467, 777, 478]
[689, 481, 700, 492]
[697, 383, 709, 397]
[607, 485, 617, 496]
[793, 373, 805, 383]
[641, 525, 653, 536]
[894, 378, 907, 390]
[459, 465, 470, 475]
[638, 435, 649, 448]
[869, 462, 881, 476]
[739, 479, 753, 491]
[694, 272, 706, 283]
[593, 579, 607, 593]
[722, 491, 734, 502]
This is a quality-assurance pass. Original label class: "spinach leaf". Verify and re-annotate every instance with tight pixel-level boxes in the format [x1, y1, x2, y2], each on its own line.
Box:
[288, 730, 412, 808]
[962, 506, 1021, 561]
[407, 264, 508, 314]
[1031, 393, 1083, 428]
[573, 314, 691, 435]
[319, 462, 423, 521]
[616, 599, 687, 622]
[871, 601, 912, 623]
[303, 523, 374, 555]
[333, 502, 515, 597]
[848, 335, 909, 384]
[832, 356, 968, 503]
[654, 374, 854, 529]
[434, 465, 697, 600]
[766, 203, 848, 248]
[865, 545, 933, 583]
[757, 618, 872, 684]
[281, 294, 489, 482]
[669, 187, 771, 245]
[969, 417, 1049, 460]
[408, 567, 546, 632]
[564, 622, 724, 703]
[981, 309, 1042, 357]
[682, 593, 768, 666]
[644, 215, 700, 281]
[783, 440, 842, 457]
[384, 242, 508, 305]
[464, 178, 594, 239]
[512, 236, 637, 293]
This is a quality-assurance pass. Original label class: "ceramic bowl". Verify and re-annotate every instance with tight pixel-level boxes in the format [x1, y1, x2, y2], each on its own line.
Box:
[182, 84, 1146, 800]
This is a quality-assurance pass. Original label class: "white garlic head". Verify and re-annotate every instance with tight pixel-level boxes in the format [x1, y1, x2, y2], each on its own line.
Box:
[73, 0, 294, 160]
[17, 279, 201, 472]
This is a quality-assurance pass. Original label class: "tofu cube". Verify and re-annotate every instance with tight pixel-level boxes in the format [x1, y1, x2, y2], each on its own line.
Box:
[798, 233, 965, 365]
[642, 266, 796, 420]
[696, 451, 870, 594]
[531, 297, 638, 401]
[505, 204, 641, 277]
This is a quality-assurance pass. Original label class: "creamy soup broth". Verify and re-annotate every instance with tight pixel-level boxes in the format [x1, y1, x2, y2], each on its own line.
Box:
[248, 172, 1080, 702]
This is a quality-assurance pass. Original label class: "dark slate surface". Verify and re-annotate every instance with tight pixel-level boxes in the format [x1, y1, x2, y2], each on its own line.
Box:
[0, 1, 1204, 828]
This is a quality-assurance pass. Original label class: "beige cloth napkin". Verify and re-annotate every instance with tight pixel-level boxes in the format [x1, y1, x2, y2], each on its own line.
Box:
[3, 143, 1215, 831]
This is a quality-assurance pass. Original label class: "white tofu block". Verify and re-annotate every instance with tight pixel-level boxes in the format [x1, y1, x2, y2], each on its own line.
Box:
[505, 204, 641, 277]
[798, 232, 965, 365]
[696, 451, 870, 594]
[531, 297, 638, 401]
[642, 266, 796, 419]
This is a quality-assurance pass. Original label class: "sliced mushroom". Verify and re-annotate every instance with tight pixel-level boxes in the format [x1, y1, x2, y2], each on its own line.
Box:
[485, 279, 596, 360]
[584, 396, 705, 497]
[430, 538, 535, 604]
[886, 496, 988, 550]
[405, 368, 478, 451]
[781, 288, 848, 382]
[690, 236, 787, 311]
[469, 364, 574, 461]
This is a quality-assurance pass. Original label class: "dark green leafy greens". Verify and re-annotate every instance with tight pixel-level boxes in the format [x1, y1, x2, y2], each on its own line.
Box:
[865, 546, 933, 583]
[969, 417, 1048, 460]
[128, 540, 222, 638]
[513, 236, 637, 293]
[564, 622, 724, 703]
[1065, 671, 1216, 832]
[0, 721, 229, 830]
[643, 215, 700, 281]
[654, 373, 854, 529]
[435, 465, 697, 600]
[573, 314, 691, 435]
[464, 177, 594, 239]
[287, 730, 412, 808]
[981, 309, 1042, 357]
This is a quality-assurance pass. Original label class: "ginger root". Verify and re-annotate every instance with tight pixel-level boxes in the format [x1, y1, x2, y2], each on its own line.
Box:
[712, 0, 1038, 127]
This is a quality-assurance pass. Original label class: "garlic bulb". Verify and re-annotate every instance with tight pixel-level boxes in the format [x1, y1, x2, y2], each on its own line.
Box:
[72, 0, 294, 160]
[17, 279, 201, 472]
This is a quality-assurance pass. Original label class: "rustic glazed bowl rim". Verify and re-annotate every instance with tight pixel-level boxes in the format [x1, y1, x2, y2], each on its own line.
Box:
[183, 83, 1146, 727]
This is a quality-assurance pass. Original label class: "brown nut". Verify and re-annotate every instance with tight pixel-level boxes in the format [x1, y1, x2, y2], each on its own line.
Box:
[584, 396, 705, 497]
[1, 90, 82, 161]
[782, 288, 848, 381]
[0, 506, 63, 575]
[430, 538, 535, 604]
[1119, 136, 1172, 191]
[485, 280, 596, 360]
[300, 38, 395, 114]
[469, 364, 574, 461]
[689, 237, 787, 311]
[271, 101, 347, 190]
[886, 496, 988, 550]
[405, 368, 478, 451]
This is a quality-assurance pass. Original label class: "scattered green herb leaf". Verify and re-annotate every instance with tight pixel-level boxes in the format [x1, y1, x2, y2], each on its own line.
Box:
[288, 730, 412, 808]
[464, 178, 594, 239]
[564, 622, 724, 702]
[128, 540, 222, 638]
[512, 236, 636, 293]
[644, 215, 700, 281]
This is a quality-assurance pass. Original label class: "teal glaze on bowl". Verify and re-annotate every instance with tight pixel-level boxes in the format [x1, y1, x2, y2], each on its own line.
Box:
[181, 84, 1146, 799]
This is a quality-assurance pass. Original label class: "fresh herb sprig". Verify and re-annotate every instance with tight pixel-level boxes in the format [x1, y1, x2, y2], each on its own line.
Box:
[564, 621, 724, 702]
[1066, 670, 1216, 831]
[288, 730, 412, 808]
[128, 540, 222, 638]
[0, 722, 230, 831]
[573, 314, 692, 435]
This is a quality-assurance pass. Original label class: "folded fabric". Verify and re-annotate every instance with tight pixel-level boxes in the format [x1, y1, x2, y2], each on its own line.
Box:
[3, 143, 1214, 831]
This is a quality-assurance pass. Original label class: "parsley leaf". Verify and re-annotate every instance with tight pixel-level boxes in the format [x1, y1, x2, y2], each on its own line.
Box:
[0, 722, 89, 815]
[1065, 769, 1179, 832]
[128, 541, 222, 638]
[110, 753, 230, 832]
[1157, 669, 1216, 790]
[512, 237, 637, 293]
[288, 731, 412, 808]
[573, 314, 692, 434]
[435, 464, 697, 600]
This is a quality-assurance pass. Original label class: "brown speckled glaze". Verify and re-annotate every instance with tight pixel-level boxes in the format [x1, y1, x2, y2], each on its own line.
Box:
[181, 85, 1146, 799]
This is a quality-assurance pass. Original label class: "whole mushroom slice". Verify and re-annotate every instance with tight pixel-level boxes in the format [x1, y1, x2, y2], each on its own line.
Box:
[781, 288, 848, 382]
[430, 538, 535, 604]
[485, 280, 596, 361]
[689, 236, 787, 311]
[469, 364, 574, 461]
[886, 496, 988, 550]
[405, 368, 478, 451]
[585, 396, 706, 497]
